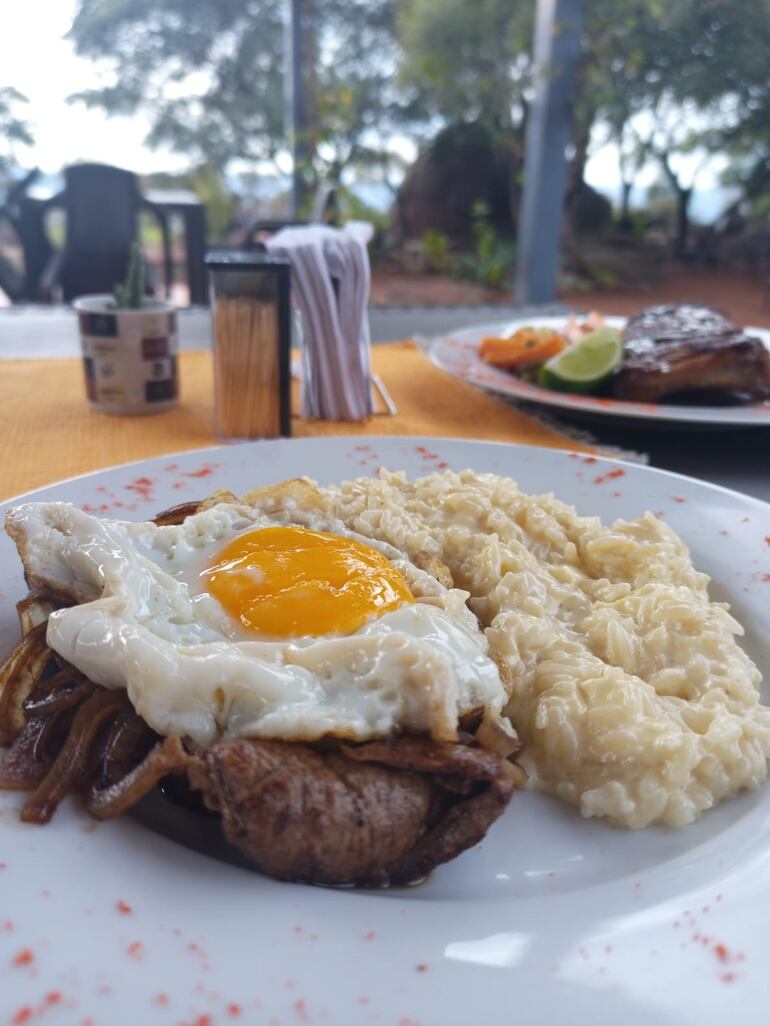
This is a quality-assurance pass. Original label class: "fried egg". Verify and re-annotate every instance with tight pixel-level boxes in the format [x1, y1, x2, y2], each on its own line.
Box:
[6, 501, 506, 747]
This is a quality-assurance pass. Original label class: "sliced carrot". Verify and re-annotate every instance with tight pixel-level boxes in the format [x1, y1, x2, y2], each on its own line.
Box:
[478, 327, 566, 368]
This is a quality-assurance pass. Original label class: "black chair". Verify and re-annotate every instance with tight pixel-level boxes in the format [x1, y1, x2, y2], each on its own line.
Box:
[0, 169, 53, 303]
[39, 163, 173, 301]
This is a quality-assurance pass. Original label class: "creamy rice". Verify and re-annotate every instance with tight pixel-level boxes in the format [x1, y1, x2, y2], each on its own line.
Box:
[316, 469, 770, 829]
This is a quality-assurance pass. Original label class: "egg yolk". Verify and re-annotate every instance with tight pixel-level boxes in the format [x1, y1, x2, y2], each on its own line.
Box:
[203, 525, 414, 638]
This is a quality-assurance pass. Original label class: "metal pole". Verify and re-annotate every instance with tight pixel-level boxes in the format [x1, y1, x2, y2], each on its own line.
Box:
[285, 0, 308, 217]
[514, 0, 583, 304]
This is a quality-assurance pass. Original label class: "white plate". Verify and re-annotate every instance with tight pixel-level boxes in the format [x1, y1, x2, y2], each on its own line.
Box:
[1, 437, 769, 1026]
[426, 316, 770, 426]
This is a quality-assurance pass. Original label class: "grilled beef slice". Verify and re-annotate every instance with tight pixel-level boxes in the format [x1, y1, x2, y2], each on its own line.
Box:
[611, 303, 770, 402]
[188, 735, 518, 886]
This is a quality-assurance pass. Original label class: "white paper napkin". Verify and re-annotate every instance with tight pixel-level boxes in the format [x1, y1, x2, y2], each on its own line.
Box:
[265, 223, 374, 420]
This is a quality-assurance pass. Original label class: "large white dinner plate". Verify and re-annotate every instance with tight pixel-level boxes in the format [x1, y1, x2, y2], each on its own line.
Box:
[1, 437, 769, 1026]
[425, 316, 770, 426]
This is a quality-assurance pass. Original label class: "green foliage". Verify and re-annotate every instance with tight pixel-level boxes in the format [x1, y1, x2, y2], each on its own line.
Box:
[421, 229, 453, 273]
[112, 242, 145, 308]
[0, 87, 33, 183]
[397, 0, 531, 134]
[456, 200, 516, 288]
[67, 0, 418, 187]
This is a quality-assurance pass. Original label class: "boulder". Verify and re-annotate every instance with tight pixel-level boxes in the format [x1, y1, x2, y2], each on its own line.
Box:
[393, 123, 518, 244]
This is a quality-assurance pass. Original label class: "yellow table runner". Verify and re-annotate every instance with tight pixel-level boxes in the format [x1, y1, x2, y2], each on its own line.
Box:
[1, 342, 592, 500]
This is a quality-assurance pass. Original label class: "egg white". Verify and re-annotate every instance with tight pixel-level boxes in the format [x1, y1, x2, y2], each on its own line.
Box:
[6, 501, 506, 747]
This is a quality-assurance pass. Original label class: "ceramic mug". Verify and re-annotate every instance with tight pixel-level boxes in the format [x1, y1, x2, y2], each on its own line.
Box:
[73, 295, 179, 415]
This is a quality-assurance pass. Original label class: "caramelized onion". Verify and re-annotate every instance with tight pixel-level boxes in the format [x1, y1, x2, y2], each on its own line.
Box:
[0, 623, 52, 745]
[87, 736, 189, 820]
[16, 595, 56, 638]
[475, 713, 522, 760]
[0, 717, 52, 789]
[20, 689, 127, 824]
[152, 501, 202, 526]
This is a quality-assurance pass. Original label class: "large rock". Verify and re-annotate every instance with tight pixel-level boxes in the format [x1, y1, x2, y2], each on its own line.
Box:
[393, 123, 518, 244]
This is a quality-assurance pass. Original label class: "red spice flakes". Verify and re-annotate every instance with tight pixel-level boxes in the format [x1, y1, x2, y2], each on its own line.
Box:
[293, 925, 304, 935]
[12, 947, 35, 967]
[713, 943, 730, 964]
[227, 1004, 242, 1018]
[294, 998, 310, 1022]
[721, 972, 736, 983]
[398, 1019, 422, 1026]
[154, 993, 169, 1006]
[760, 573, 770, 582]
[125, 476, 156, 502]
[582, 456, 598, 464]
[415, 964, 429, 972]
[11, 1006, 33, 1025]
[186, 464, 218, 479]
[358, 998, 369, 1006]
[165, 463, 179, 472]
[81, 1019, 95, 1026]
[594, 468, 626, 485]
[363, 931, 376, 941]
[3, 920, 14, 931]
[671, 496, 686, 504]
[0, 861, 7, 869]
[764, 535, 770, 546]
[126, 940, 144, 961]
[116, 899, 133, 915]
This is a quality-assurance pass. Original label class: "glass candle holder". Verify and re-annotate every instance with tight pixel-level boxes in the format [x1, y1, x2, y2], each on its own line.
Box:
[205, 251, 291, 441]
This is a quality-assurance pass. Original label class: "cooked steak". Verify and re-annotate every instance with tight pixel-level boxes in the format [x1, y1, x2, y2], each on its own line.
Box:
[623, 303, 736, 343]
[612, 304, 770, 402]
[188, 734, 518, 887]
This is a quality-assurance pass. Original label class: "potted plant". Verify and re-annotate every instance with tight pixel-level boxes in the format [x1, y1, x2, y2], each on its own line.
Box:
[74, 242, 179, 415]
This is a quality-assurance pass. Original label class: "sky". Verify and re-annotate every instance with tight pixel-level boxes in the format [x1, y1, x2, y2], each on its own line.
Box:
[2, 0, 187, 177]
[2, 0, 729, 219]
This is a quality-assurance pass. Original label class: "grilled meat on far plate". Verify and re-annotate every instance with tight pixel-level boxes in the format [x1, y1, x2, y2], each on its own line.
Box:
[611, 304, 770, 403]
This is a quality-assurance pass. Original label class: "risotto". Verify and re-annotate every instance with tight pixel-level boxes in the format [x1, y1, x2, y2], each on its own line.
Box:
[318, 469, 770, 829]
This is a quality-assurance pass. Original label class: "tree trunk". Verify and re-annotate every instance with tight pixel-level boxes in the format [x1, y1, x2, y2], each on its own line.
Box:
[619, 179, 633, 232]
[674, 185, 692, 259]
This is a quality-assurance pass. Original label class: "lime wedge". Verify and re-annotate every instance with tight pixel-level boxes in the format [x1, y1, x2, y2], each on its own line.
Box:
[538, 327, 623, 393]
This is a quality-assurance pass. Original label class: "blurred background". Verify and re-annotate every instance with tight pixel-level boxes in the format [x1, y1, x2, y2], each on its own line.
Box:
[2, 0, 770, 322]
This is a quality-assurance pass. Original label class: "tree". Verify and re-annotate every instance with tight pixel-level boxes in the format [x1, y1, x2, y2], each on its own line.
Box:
[585, 0, 770, 252]
[397, 0, 533, 135]
[0, 87, 33, 183]
[68, 0, 416, 191]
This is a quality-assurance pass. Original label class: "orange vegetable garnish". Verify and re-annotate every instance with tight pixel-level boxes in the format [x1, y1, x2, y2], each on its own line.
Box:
[478, 327, 566, 368]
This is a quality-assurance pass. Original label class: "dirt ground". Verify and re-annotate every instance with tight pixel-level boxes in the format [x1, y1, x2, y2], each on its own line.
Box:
[370, 265, 770, 329]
